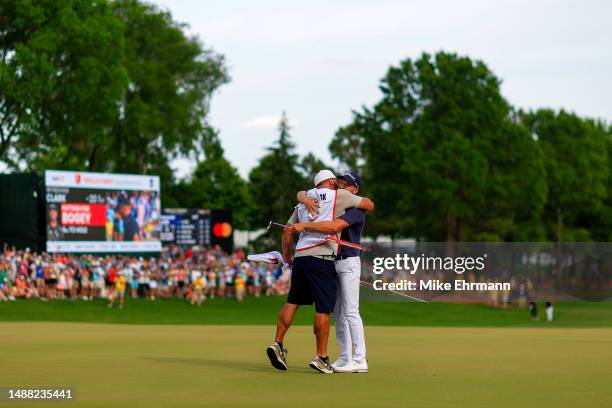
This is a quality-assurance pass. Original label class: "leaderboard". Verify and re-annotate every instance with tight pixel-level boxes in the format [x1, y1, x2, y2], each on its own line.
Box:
[160, 208, 233, 252]
[160, 209, 210, 246]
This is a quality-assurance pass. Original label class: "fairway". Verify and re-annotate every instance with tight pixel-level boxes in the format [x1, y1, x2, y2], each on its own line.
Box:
[1, 323, 610, 408]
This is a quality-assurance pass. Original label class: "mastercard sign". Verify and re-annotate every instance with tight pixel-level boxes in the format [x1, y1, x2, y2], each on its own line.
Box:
[210, 209, 233, 252]
[212, 222, 232, 238]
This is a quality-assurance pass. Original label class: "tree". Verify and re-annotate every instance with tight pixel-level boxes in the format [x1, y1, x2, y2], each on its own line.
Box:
[0, 0, 127, 168]
[109, 0, 229, 179]
[249, 113, 306, 246]
[475, 115, 547, 241]
[166, 132, 252, 230]
[1, 0, 229, 186]
[520, 109, 609, 242]
[300, 152, 332, 181]
[331, 52, 547, 241]
[589, 125, 612, 241]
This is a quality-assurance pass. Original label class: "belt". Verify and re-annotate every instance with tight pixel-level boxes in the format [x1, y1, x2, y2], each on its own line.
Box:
[313, 255, 336, 261]
[335, 254, 357, 261]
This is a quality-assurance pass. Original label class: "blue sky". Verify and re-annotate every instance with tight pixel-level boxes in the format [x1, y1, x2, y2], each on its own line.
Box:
[150, 0, 612, 178]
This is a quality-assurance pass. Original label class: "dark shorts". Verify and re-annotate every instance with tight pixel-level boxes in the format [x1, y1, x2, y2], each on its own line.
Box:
[287, 256, 337, 314]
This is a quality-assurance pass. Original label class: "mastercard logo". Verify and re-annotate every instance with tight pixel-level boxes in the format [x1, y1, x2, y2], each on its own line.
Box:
[212, 222, 232, 238]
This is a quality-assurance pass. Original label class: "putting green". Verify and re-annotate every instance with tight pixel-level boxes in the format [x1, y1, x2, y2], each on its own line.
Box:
[1, 323, 610, 407]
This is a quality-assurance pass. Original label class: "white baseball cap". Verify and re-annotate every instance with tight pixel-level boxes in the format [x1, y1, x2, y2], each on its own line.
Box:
[313, 169, 336, 186]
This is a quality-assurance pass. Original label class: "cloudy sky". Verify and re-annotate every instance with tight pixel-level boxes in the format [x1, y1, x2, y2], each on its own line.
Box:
[150, 0, 612, 178]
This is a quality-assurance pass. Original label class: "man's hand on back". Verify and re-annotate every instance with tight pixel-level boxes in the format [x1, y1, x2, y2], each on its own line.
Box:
[304, 198, 318, 217]
[297, 191, 319, 218]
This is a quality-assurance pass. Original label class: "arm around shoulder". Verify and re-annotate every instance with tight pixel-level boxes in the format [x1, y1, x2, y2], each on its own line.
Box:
[338, 189, 374, 212]
[357, 197, 375, 212]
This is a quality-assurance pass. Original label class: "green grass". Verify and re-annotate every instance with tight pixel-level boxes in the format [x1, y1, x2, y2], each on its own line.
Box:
[1, 298, 611, 406]
[1, 295, 611, 327]
[1, 323, 611, 407]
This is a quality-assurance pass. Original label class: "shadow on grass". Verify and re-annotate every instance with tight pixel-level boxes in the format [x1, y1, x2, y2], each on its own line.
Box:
[141, 356, 313, 374]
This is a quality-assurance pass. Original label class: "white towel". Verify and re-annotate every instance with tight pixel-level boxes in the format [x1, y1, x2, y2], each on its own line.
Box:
[247, 251, 291, 274]
[247, 251, 285, 265]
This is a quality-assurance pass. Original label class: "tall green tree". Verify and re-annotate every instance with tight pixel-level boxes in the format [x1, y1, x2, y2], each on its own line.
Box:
[332, 52, 547, 241]
[475, 115, 547, 241]
[249, 113, 306, 246]
[0, 0, 127, 168]
[586, 125, 612, 241]
[520, 109, 609, 242]
[300, 152, 332, 181]
[109, 0, 228, 179]
[166, 132, 252, 230]
[1, 0, 229, 186]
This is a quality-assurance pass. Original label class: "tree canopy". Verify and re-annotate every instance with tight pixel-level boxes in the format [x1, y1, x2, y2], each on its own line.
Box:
[331, 52, 548, 241]
[248, 113, 307, 244]
[110, 0, 228, 177]
[0, 0, 228, 182]
[520, 109, 609, 241]
[0, 0, 127, 168]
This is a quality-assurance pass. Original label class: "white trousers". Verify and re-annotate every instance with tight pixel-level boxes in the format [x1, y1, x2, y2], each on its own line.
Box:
[334, 256, 366, 362]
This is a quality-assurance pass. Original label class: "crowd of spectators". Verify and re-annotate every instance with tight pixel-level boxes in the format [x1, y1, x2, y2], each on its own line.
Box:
[0, 244, 289, 303]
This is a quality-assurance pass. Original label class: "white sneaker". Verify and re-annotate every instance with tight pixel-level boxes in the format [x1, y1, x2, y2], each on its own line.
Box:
[352, 360, 368, 373]
[334, 360, 369, 373]
[331, 358, 351, 371]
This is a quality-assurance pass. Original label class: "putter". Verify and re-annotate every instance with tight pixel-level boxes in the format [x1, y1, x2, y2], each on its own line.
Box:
[265, 220, 289, 232]
[268, 221, 290, 230]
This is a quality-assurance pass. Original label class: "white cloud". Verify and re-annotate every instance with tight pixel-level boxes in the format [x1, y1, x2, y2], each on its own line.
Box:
[238, 115, 297, 129]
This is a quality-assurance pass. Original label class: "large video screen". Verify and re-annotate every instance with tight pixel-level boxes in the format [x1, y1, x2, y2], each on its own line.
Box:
[44, 170, 161, 253]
